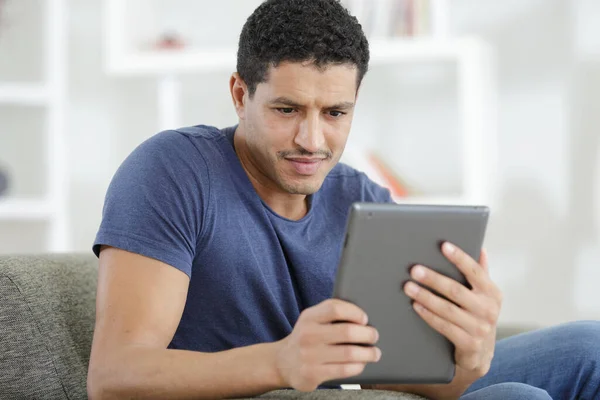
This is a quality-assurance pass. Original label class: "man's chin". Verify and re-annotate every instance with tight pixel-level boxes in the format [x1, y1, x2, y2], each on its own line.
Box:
[281, 179, 324, 196]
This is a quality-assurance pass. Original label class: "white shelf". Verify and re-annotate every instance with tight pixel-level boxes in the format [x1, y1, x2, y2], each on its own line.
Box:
[107, 48, 236, 76]
[105, 37, 487, 76]
[0, 199, 54, 220]
[392, 195, 483, 206]
[0, 83, 50, 106]
[370, 37, 485, 64]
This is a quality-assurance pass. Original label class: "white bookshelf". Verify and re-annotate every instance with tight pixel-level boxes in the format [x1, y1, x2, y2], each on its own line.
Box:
[0, 198, 54, 220]
[393, 196, 475, 205]
[104, 38, 483, 76]
[0, 83, 50, 106]
[0, 0, 69, 252]
[106, 48, 236, 76]
[102, 0, 497, 207]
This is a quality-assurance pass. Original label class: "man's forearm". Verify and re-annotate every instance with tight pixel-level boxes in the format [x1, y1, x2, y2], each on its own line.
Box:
[88, 341, 284, 400]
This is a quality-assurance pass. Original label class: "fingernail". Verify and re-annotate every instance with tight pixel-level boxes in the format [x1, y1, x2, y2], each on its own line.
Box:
[444, 242, 456, 254]
[412, 266, 426, 280]
[405, 282, 419, 296]
[414, 303, 425, 313]
[373, 329, 379, 342]
[375, 347, 382, 361]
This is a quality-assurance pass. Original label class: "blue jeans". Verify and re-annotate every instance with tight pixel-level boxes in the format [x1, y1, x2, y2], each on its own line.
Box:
[460, 320, 600, 399]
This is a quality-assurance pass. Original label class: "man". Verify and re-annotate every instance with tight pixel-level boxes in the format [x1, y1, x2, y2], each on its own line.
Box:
[87, 1, 599, 399]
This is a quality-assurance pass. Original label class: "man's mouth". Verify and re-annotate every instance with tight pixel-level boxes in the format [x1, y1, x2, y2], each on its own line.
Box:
[285, 157, 325, 175]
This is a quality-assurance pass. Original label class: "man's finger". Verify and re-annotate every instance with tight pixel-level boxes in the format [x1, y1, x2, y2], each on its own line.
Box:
[320, 323, 379, 346]
[408, 266, 491, 321]
[412, 301, 475, 354]
[305, 298, 368, 325]
[404, 281, 489, 337]
[323, 344, 382, 364]
[479, 248, 489, 273]
[442, 242, 489, 289]
[319, 363, 367, 385]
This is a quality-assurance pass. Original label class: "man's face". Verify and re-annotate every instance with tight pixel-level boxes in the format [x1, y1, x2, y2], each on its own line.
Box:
[240, 61, 358, 195]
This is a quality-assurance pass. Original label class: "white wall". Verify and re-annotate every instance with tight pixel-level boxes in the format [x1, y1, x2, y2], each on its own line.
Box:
[1, 0, 599, 327]
[449, 0, 600, 326]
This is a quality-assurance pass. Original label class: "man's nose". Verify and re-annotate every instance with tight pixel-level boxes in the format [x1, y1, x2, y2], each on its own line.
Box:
[295, 113, 325, 153]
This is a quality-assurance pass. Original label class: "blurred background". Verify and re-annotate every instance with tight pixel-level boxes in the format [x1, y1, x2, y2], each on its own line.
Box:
[0, 0, 599, 329]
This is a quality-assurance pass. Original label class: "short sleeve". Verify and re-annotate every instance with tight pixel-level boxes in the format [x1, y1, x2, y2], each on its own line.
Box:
[93, 130, 209, 277]
[359, 172, 395, 204]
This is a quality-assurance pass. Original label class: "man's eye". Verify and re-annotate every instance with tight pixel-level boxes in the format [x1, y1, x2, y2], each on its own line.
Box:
[329, 110, 345, 118]
[278, 108, 295, 114]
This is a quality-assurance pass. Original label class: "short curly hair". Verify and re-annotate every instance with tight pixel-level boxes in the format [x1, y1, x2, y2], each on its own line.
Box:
[237, 0, 370, 98]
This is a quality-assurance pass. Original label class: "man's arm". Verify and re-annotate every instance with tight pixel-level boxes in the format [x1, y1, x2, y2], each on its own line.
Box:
[87, 246, 284, 399]
[88, 246, 381, 400]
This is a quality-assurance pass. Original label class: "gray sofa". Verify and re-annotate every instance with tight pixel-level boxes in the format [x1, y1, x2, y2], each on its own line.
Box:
[0, 254, 525, 399]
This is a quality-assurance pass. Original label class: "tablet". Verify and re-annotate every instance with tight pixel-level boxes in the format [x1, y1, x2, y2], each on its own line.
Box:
[328, 202, 490, 385]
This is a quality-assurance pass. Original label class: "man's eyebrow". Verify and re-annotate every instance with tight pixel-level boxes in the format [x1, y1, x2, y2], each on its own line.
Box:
[325, 101, 355, 110]
[269, 97, 355, 110]
[269, 97, 303, 108]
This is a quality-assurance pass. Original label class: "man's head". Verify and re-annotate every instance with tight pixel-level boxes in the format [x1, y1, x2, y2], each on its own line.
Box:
[237, 0, 370, 98]
[230, 0, 369, 198]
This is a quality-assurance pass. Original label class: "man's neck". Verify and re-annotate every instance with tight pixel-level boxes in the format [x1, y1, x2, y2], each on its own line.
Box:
[256, 189, 309, 221]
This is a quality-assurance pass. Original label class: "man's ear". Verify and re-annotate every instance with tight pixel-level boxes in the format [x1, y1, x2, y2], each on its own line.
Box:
[230, 72, 248, 120]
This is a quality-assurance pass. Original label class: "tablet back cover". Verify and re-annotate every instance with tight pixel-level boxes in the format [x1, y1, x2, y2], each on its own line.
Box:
[328, 202, 489, 385]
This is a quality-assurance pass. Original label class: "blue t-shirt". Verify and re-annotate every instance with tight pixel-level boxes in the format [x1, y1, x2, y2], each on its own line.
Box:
[93, 125, 392, 352]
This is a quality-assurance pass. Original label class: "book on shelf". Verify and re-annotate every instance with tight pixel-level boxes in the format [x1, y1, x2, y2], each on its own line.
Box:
[341, 146, 418, 199]
[127, 0, 435, 57]
[341, 0, 433, 39]
[367, 152, 412, 198]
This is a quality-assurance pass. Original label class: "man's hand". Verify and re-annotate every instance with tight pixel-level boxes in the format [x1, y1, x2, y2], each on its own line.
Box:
[274, 299, 381, 392]
[401, 243, 503, 396]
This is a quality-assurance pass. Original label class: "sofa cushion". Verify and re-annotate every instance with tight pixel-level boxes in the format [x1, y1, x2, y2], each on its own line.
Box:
[256, 389, 426, 399]
[0, 275, 67, 399]
[0, 254, 98, 400]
